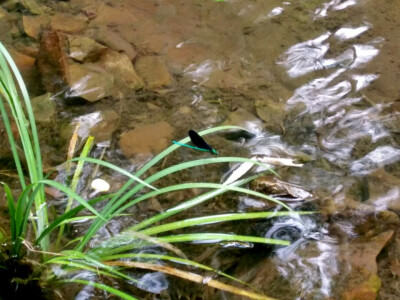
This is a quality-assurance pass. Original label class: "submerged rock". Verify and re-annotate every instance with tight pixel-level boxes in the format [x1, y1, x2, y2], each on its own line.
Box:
[65, 63, 114, 102]
[255, 97, 286, 134]
[31, 93, 55, 124]
[50, 13, 88, 33]
[90, 27, 136, 60]
[339, 230, 393, 300]
[223, 108, 263, 133]
[9, 48, 42, 95]
[135, 56, 172, 90]
[61, 108, 120, 144]
[67, 34, 107, 62]
[119, 121, 174, 157]
[97, 50, 143, 91]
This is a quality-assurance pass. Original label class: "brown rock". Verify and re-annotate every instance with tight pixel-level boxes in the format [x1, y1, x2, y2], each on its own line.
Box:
[20, 0, 47, 15]
[61, 109, 120, 144]
[50, 13, 88, 33]
[91, 27, 136, 60]
[65, 63, 114, 102]
[117, 21, 170, 55]
[36, 30, 69, 93]
[37, 31, 142, 101]
[22, 15, 50, 39]
[98, 50, 143, 91]
[89, 109, 120, 142]
[67, 34, 107, 62]
[119, 121, 174, 157]
[223, 108, 263, 132]
[341, 230, 394, 274]
[9, 49, 42, 95]
[135, 56, 172, 90]
[9, 49, 36, 81]
[339, 230, 393, 300]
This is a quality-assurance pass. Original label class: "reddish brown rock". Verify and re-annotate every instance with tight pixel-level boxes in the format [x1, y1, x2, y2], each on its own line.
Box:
[36, 30, 69, 93]
[36, 30, 142, 101]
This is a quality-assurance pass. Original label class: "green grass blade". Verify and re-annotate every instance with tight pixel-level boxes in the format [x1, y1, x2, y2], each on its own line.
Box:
[39, 179, 105, 221]
[126, 180, 291, 232]
[46, 251, 139, 283]
[139, 211, 314, 236]
[68, 157, 158, 191]
[0, 98, 26, 188]
[2, 183, 16, 241]
[76, 127, 262, 251]
[35, 194, 112, 245]
[56, 137, 94, 250]
[60, 279, 138, 300]
[157, 233, 289, 246]
[140, 157, 277, 186]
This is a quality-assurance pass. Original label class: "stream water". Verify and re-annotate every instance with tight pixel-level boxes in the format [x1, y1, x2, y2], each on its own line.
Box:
[1, 0, 400, 299]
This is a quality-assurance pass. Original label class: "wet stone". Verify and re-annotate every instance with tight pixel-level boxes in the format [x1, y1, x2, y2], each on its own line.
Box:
[65, 63, 114, 102]
[223, 108, 263, 132]
[339, 230, 394, 300]
[9, 49, 42, 95]
[67, 34, 107, 62]
[22, 15, 50, 40]
[134, 56, 172, 90]
[97, 50, 143, 91]
[90, 27, 136, 60]
[21, 0, 48, 15]
[119, 121, 174, 157]
[61, 108, 120, 144]
[255, 97, 286, 134]
[31, 93, 55, 124]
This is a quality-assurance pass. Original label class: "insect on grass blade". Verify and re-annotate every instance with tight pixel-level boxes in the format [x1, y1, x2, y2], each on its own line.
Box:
[172, 130, 219, 155]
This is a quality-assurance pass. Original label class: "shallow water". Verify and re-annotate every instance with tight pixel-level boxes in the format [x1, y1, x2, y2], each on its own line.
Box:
[1, 0, 400, 299]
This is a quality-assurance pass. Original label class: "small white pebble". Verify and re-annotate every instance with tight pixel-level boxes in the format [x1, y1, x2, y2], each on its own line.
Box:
[91, 178, 110, 192]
